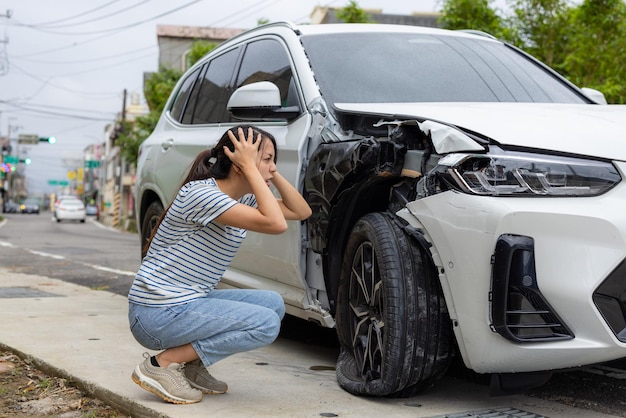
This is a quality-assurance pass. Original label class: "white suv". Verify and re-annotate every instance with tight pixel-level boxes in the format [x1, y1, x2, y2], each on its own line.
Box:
[135, 22, 626, 397]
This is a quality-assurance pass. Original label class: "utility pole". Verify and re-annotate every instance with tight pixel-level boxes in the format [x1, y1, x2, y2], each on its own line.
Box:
[0, 10, 12, 76]
[116, 89, 127, 227]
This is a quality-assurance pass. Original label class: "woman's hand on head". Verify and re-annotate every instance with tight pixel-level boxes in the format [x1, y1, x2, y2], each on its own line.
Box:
[224, 127, 262, 172]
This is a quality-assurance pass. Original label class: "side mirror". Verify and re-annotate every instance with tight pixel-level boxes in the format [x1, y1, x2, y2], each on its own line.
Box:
[227, 81, 300, 121]
[581, 87, 608, 105]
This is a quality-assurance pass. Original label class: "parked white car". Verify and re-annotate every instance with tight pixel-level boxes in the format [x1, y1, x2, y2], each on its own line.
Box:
[135, 22, 626, 397]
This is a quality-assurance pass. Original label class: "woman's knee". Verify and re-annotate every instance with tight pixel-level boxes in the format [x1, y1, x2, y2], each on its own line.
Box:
[256, 310, 282, 344]
[266, 291, 286, 320]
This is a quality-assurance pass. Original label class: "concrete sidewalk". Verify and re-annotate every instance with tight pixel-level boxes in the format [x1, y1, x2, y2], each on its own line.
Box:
[0, 268, 617, 418]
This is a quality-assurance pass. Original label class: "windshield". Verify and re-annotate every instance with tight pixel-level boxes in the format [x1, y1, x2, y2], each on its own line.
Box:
[300, 32, 587, 106]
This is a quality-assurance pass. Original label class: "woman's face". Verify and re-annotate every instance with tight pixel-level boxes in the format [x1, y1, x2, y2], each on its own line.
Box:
[256, 137, 277, 186]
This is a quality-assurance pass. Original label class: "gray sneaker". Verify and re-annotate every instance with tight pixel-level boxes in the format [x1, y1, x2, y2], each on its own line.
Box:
[131, 353, 203, 404]
[184, 359, 228, 394]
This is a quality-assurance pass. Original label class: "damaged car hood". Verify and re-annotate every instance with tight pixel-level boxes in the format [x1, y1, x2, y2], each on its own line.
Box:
[334, 102, 626, 161]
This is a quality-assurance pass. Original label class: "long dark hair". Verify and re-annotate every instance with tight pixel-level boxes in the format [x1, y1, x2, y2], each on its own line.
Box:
[143, 125, 278, 257]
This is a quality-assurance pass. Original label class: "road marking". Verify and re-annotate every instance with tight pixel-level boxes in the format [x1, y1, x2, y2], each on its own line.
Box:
[27, 249, 66, 260]
[2, 242, 136, 277]
[83, 263, 135, 276]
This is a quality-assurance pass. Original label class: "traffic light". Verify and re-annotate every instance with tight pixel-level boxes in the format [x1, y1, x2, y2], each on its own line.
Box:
[19, 158, 31, 165]
[39, 136, 56, 144]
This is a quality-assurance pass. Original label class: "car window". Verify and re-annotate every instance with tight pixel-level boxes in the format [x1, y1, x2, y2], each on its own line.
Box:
[170, 67, 202, 123]
[188, 47, 241, 124]
[235, 38, 299, 109]
[62, 200, 84, 206]
[300, 33, 586, 106]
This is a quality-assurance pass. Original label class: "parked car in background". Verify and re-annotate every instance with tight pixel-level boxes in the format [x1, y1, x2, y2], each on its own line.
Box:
[54, 199, 86, 223]
[135, 22, 626, 398]
[2, 200, 19, 213]
[85, 203, 99, 219]
[20, 198, 40, 214]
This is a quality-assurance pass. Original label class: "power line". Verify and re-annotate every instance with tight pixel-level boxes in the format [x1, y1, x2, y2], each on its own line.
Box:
[25, 0, 122, 28]
[26, 0, 154, 31]
[14, 0, 205, 36]
[7, 62, 121, 99]
[12, 0, 206, 58]
[3, 101, 116, 122]
[14, 44, 156, 65]
[2, 100, 118, 116]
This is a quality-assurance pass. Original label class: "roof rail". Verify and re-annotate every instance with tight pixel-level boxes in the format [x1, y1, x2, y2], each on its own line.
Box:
[457, 29, 497, 39]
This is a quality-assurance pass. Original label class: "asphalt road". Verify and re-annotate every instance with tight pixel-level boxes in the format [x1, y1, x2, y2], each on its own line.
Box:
[0, 211, 140, 295]
[1, 211, 625, 417]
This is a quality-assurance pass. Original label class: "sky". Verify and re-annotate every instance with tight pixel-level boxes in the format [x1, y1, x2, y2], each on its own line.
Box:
[0, 0, 441, 196]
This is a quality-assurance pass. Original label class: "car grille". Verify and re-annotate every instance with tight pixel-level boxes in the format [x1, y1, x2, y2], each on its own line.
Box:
[490, 234, 574, 343]
[593, 258, 626, 343]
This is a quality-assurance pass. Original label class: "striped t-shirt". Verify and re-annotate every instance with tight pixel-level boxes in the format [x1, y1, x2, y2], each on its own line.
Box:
[128, 178, 257, 307]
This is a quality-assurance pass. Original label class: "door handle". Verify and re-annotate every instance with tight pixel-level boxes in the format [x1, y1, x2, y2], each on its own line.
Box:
[161, 138, 174, 151]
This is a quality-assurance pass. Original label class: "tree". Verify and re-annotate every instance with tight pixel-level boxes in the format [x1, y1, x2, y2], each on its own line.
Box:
[510, 0, 569, 67]
[142, 66, 183, 114]
[439, 0, 505, 38]
[336, 1, 373, 23]
[185, 40, 217, 70]
[560, 0, 626, 103]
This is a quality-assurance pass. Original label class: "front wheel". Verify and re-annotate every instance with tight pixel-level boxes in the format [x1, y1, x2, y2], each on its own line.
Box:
[140, 200, 164, 259]
[335, 212, 452, 397]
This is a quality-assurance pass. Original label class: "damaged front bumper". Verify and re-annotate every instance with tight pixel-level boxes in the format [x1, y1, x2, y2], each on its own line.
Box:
[398, 160, 626, 374]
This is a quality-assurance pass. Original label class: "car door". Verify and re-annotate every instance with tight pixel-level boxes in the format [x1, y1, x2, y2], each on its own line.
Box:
[220, 37, 314, 308]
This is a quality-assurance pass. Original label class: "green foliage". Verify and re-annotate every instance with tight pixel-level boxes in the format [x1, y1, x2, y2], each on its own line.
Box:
[509, 0, 570, 66]
[142, 66, 183, 112]
[439, 0, 503, 36]
[185, 40, 217, 69]
[559, 0, 626, 103]
[337, 1, 373, 23]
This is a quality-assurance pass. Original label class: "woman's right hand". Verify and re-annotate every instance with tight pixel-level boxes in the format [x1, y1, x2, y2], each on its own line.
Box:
[224, 127, 261, 173]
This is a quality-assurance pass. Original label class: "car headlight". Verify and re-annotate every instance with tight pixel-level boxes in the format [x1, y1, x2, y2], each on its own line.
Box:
[437, 149, 621, 196]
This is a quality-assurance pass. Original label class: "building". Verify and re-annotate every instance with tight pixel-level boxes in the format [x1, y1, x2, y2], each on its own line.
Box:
[156, 25, 245, 71]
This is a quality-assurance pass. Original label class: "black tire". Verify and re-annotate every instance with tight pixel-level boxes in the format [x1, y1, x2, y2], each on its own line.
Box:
[335, 212, 452, 397]
[140, 200, 164, 259]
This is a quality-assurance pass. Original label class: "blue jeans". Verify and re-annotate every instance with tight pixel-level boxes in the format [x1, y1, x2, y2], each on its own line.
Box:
[128, 289, 285, 366]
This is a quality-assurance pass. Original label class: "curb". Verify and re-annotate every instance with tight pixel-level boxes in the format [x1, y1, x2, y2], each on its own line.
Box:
[0, 342, 169, 418]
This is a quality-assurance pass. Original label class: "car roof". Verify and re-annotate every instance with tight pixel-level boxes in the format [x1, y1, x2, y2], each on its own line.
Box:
[295, 22, 475, 37]
[213, 22, 499, 59]
[248, 21, 498, 42]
